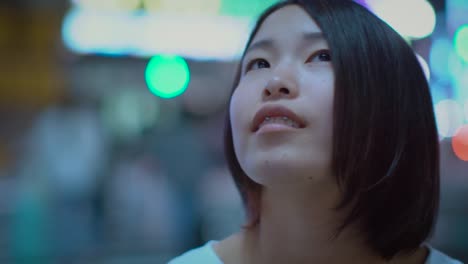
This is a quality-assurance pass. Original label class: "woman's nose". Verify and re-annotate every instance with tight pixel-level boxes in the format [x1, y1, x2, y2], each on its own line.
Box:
[262, 74, 299, 101]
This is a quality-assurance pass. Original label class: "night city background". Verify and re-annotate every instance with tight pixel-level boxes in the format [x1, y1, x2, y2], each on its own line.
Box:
[0, 0, 467, 263]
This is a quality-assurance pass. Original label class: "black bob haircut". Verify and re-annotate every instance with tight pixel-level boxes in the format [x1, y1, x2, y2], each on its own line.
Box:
[224, 0, 440, 260]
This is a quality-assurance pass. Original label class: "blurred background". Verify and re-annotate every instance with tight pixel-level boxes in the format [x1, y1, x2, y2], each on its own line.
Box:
[0, 0, 467, 263]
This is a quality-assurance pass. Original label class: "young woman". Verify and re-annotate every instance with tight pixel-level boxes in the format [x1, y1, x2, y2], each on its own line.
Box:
[169, 0, 463, 263]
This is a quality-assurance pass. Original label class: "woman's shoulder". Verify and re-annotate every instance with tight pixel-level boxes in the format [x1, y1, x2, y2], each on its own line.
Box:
[167, 240, 464, 264]
[425, 246, 464, 264]
[167, 232, 244, 264]
[167, 241, 223, 264]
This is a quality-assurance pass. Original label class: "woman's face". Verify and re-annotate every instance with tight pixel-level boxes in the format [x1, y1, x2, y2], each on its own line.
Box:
[230, 5, 335, 187]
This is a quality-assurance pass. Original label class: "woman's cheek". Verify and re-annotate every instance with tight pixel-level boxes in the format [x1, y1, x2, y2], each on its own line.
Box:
[229, 90, 244, 136]
[230, 75, 267, 132]
[229, 91, 247, 164]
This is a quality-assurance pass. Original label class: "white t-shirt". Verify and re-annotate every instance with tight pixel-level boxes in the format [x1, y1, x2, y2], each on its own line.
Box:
[168, 241, 464, 264]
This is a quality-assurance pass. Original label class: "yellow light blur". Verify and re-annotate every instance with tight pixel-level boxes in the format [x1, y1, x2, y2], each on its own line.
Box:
[72, 0, 141, 11]
[143, 0, 221, 14]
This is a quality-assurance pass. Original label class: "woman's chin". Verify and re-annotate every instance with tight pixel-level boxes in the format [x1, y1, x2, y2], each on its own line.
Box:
[243, 158, 329, 185]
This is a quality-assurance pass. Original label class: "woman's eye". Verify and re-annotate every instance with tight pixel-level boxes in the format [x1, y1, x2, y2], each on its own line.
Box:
[245, 58, 270, 72]
[306, 50, 332, 63]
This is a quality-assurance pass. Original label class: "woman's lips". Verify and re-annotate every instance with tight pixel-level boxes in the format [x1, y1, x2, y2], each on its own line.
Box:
[251, 104, 306, 132]
[256, 122, 299, 134]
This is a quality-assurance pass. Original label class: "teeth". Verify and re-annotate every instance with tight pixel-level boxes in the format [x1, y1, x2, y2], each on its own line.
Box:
[259, 116, 300, 128]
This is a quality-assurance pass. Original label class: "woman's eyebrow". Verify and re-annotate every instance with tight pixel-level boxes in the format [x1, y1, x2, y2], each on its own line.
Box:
[302, 32, 324, 42]
[245, 39, 274, 56]
[245, 31, 324, 56]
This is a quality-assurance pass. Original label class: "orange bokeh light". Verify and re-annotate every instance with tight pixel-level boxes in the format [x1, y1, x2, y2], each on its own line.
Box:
[452, 124, 468, 161]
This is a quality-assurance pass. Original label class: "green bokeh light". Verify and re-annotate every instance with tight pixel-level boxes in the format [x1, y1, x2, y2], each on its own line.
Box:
[454, 25, 468, 63]
[145, 55, 190, 99]
[220, 0, 279, 18]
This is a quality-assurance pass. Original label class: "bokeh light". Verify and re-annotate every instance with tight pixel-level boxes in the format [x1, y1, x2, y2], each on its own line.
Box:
[464, 99, 468, 122]
[62, 7, 251, 59]
[143, 0, 222, 14]
[369, 0, 436, 39]
[139, 14, 250, 60]
[448, 50, 466, 81]
[454, 24, 468, 63]
[72, 0, 141, 11]
[220, 0, 278, 18]
[435, 99, 465, 138]
[415, 53, 431, 81]
[145, 55, 190, 99]
[430, 82, 449, 105]
[102, 90, 160, 140]
[429, 38, 453, 80]
[453, 67, 468, 104]
[452, 125, 468, 161]
[62, 9, 136, 55]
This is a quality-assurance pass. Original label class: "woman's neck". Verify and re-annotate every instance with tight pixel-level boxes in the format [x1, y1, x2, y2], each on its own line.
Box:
[215, 184, 428, 264]
[249, 186, 380, 264]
